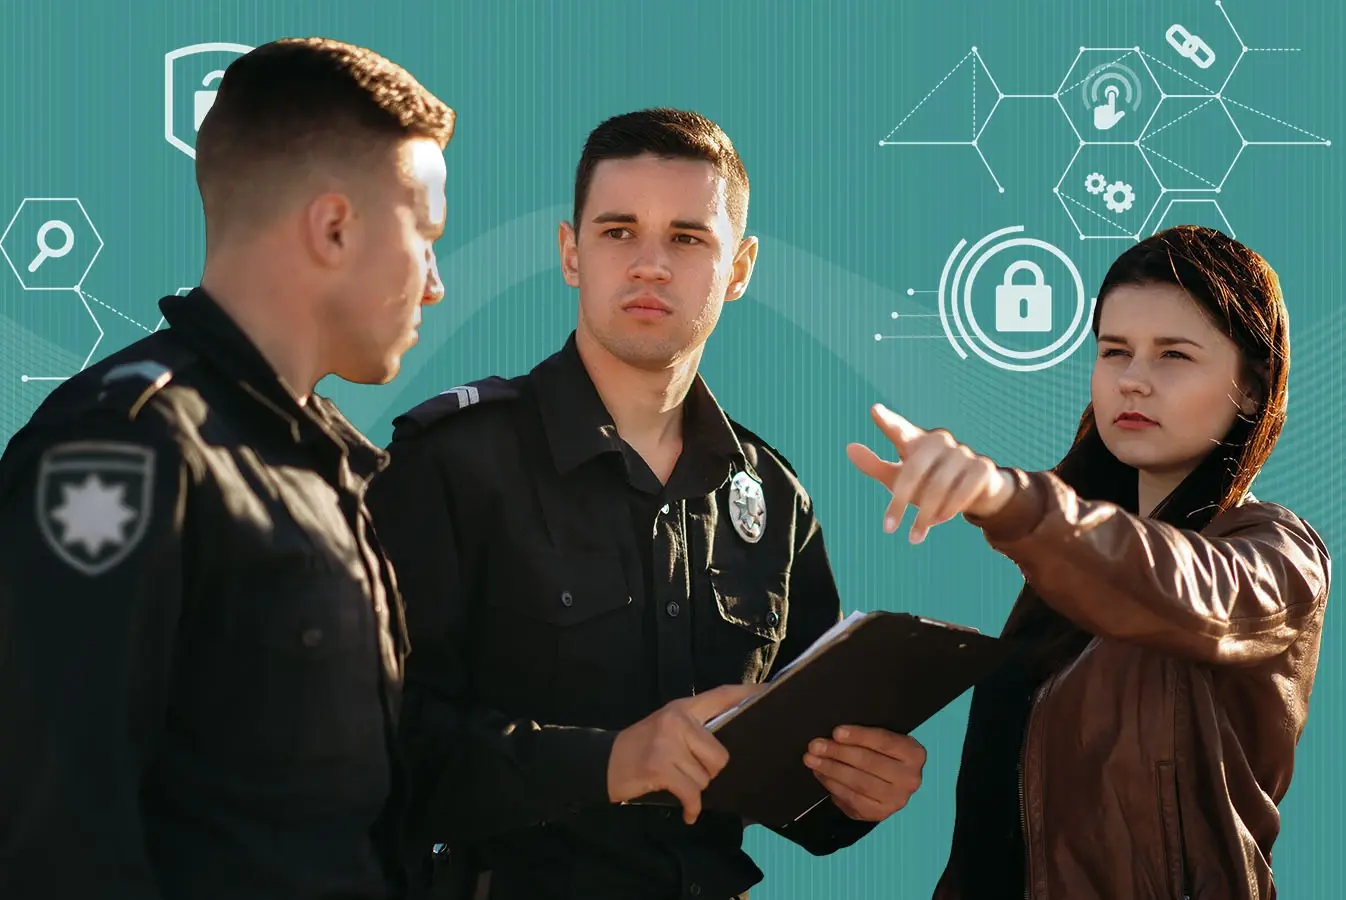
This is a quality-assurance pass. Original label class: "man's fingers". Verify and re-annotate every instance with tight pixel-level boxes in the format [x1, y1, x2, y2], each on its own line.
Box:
[683, 683, 760, 722]
[845, 442, 901, 486]
[831, 727, 928, 768]
[672, 751, 714, 791]
[805, 746, 892, 798]
[813, 772, 885, 821]
[662, 768, 706, 824]
[683, 723, 731, 778]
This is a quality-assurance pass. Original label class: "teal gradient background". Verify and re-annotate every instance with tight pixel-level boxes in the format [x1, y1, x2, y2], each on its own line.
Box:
[1, 1, 1340, 896]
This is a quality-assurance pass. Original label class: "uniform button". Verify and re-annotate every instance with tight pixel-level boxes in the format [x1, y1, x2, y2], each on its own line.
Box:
[301, 628, 323, 648]
[661, 503, 670, 515]
[689, 884, 702, 896]
[666, 601, 680, 617]
[560, 590, 573, 607]
[766, 611, 780, 628]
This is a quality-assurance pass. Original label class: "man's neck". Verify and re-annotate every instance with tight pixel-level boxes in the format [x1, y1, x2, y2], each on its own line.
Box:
[574, 328, 702, 483]
[200, 248, 324, 404]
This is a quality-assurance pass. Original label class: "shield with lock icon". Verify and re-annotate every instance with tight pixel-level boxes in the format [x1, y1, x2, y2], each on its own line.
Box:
[164, 42, 254, 160]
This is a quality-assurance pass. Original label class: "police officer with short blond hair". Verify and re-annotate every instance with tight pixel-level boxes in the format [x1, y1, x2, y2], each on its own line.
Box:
[0, 38, 455, 900]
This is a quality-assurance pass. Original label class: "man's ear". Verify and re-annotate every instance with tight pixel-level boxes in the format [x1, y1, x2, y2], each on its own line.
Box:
[558, 221, 580, 288]
[304, 192, 356, 269]
[725, 235, 759, 303]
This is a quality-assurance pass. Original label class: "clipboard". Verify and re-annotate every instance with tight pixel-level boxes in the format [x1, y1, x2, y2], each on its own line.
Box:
[632, 611, 1013, 829]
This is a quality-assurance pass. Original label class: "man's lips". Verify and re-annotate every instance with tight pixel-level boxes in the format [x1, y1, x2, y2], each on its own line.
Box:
[622, 295, 672, 314]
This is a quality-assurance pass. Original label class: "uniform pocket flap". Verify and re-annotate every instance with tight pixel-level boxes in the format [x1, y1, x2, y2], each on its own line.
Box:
[227, 563, 370, 658]
[709, 565, 787, 642]
[487, 549, 634, 627]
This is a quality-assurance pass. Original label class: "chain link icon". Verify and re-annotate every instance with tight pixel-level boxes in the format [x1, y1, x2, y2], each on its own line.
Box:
[1166, 24, 1216, 70]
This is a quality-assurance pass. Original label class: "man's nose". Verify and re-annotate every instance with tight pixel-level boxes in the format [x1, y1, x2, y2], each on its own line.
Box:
[628, 239, 672, 282]
[423, 250, 445, 305]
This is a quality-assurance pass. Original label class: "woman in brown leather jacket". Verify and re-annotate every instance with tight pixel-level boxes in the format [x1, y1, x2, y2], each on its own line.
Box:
[847, 226, 1331, 899]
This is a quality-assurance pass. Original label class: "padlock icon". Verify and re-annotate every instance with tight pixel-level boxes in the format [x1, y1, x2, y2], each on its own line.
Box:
[994, 260, 1053, 333]
[194, 70, 225, 133]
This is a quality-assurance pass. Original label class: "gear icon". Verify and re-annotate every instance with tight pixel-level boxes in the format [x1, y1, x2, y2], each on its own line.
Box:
[1104, 181, 1136, 214]
[1085, 172, 1108, 195]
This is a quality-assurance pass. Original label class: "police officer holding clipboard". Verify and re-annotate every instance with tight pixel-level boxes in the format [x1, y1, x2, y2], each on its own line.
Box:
[369, 108, 928, 900]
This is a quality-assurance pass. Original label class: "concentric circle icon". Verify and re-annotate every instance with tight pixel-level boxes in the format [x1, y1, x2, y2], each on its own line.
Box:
[937, 225, 1097, 372]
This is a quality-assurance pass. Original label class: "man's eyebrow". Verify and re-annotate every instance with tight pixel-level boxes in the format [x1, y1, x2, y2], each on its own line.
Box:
[1098, 333, 1204, 348]
[589, 211, 713, 233]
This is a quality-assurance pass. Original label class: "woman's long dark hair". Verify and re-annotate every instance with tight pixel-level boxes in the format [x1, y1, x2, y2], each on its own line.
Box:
[1012, 224, 1291, 673]
[939, 227, 1293, 892]
[1053, 224, 1290, 530]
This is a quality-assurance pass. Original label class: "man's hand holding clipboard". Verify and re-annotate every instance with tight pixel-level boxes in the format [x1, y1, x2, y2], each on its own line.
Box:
[802, 725, 927, 822]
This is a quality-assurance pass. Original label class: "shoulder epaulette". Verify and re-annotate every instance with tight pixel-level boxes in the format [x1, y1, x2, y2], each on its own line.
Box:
[391, 375, 519, 440]
[91, 340, 199, 421]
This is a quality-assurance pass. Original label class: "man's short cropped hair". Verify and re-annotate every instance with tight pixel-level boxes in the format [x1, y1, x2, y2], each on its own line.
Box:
[572, 108, 750, 240]
[195, 37, 456, 237]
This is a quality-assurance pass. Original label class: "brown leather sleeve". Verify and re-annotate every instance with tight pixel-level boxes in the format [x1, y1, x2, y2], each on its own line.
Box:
[963, 468, 1331, 664]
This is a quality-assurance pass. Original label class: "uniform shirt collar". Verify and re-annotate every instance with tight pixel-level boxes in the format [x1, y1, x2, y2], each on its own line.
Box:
[159, 288, 388, 482]
[532, 331, 747, 480]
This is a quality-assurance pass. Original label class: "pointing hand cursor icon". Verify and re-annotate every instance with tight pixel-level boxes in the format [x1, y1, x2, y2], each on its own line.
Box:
[1093, 85, 1126, 131]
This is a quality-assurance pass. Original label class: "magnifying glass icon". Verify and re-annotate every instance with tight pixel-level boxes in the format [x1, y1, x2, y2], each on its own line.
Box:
[28, 220, 75, 273]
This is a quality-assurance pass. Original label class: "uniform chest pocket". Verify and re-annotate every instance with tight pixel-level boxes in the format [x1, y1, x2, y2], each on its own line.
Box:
[226, 565, 371, 657]
[486, 548, 634, 627]
[479, 549, 637, 712]
[709, 564, 789, 642]
[198, 562, 383, 767]
[707, 564, 789, 684]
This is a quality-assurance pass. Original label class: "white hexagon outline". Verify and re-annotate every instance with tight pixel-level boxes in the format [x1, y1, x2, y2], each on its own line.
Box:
[877, 2, 1329, 201]
[1053, 143, 1166, 241]
[0, 197, 104, 292]
[154, 286, 194, 332]
[16, 288, 106, 383]
[1054, 47, 1164, 146]
[1137, 96, 1244, 193]
[876, 47, 1013, 193]
[1140, 197, 1236, 240]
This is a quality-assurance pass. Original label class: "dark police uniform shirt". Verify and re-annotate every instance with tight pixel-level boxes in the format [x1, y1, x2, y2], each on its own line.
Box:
[366, 333, 875, 900]
[0, 289, 409, 900]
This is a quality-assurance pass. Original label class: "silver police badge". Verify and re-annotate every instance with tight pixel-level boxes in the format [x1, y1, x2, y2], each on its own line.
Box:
[36, 441, 155, 576]
[728, 470, 766, 544]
